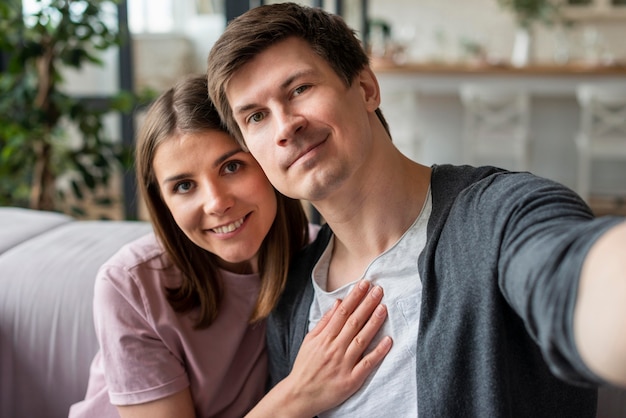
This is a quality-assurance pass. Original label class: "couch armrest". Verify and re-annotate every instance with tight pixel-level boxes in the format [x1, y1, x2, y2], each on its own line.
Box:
[0, 207, 72, 255]
[0, 211, 151, 418]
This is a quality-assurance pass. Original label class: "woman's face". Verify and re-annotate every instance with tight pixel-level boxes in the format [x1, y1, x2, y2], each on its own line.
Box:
[152, 129, 278, 273]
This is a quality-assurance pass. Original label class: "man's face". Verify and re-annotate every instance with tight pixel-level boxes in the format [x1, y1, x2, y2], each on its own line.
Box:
[225, 37, 380, 203]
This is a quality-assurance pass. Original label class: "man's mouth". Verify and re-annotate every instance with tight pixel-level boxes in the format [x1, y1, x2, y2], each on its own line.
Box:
[211, 216, 246, 234]
[288, 137, 326, 169]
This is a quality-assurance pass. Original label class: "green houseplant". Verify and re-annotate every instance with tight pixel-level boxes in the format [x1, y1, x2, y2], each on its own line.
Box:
[497, 0, 563, 29]
[496, 0, 566, 66]
[0, 0, 135, 217]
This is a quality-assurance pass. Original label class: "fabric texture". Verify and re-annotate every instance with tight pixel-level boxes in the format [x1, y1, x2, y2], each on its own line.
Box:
[267, 164, 624, 417]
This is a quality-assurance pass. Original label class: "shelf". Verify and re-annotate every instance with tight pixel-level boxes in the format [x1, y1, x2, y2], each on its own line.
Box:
[372, 60, 626, 77]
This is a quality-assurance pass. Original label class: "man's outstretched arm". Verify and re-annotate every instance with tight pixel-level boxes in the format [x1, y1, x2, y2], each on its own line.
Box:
[575, 220, 626, 387]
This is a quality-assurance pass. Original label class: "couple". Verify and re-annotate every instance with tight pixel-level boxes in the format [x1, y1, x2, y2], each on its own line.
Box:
[72, 3, 626, 417]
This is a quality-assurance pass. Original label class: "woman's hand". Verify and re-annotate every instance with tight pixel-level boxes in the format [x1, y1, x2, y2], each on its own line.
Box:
[248, 280, 391, 417]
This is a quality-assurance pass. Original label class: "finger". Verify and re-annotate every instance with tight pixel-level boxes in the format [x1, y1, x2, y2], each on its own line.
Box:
[344, 303, 388, 363]
[334, 285, 384, 347]
[322, 280, 371, 338]
[351, 334, 393, 383]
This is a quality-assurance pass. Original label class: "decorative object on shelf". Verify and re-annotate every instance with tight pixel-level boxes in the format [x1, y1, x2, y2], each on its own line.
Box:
[459, 36, 488, 65]
[0, 0, 145, 218]
[511, 26, 533, 67]
[496, 0, 565, 66]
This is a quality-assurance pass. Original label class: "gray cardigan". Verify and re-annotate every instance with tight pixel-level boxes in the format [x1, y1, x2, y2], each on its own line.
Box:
[267, 164, 622, 417]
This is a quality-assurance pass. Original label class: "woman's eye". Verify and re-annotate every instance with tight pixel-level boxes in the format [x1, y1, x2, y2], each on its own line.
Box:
[174, 181, 193, 194]
[293, 85, 309, 96]
[223, 161, 242, 174]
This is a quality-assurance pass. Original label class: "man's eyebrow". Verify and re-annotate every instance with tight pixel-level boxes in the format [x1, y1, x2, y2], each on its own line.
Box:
[234, 102, 258, 116]
[233, 69, 316, 116]
[280, 69, 315, 90]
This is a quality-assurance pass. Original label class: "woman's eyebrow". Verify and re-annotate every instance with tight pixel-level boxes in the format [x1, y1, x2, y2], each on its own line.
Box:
[213, 148, 244, 168]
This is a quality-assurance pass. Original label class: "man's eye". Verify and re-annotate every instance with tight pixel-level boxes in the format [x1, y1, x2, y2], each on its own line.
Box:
[174, 181, 193, 194]
[224, 161, 242, 174]
[249, 112, 264, 124]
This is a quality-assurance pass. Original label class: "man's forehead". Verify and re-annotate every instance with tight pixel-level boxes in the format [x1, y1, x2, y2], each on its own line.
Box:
[227, 41, 322, 106]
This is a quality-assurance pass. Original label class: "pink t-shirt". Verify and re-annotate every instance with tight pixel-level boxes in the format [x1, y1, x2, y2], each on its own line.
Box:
[69, 233, 269, 418]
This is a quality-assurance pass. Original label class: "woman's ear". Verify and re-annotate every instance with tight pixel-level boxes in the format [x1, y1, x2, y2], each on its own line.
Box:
[358, 67, 381, 112]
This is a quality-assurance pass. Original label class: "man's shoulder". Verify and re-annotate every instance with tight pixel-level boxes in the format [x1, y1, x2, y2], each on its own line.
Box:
[428, 164, 503, 216]
[430, 164, 567, 204]
[431, 164, 503, 189]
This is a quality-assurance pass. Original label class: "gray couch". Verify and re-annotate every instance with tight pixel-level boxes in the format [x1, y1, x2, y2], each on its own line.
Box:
[0, 207, 151, 418]
[1, 207, 625, 418]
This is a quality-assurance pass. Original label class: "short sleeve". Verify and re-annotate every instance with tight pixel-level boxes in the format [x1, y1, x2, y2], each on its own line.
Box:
[93, 262, 189, 405]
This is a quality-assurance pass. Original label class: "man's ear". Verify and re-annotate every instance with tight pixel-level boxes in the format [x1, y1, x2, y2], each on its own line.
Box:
[358, 67, 381, 112]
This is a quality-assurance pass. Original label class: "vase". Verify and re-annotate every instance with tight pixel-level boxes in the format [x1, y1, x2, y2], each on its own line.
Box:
[511, 26, 532, 67]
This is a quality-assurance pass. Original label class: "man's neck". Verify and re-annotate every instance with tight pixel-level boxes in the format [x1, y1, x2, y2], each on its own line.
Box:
[317, 158, 431, 291]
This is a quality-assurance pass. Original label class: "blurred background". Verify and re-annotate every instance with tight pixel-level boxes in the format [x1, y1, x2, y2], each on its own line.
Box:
[1, 0, 625, 221]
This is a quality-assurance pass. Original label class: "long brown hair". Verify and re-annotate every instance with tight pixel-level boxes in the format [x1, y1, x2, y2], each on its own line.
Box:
[206, 2, 390, 146]
[136, 74, 309, 328]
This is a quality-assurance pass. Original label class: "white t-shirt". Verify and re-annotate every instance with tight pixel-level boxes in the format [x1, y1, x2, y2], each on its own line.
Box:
[309, 190, 432, 417]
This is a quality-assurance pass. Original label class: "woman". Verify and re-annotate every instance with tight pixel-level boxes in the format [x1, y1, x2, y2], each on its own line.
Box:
[69, 74, 391, 418]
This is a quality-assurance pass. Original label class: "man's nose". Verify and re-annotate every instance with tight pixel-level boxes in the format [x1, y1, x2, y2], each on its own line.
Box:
[274, 109, 306, 147]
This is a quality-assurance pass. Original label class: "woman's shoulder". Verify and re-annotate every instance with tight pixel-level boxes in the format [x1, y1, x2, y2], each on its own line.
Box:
[102, 232, 167, 269]
[96, 232, 179, 289]
[94, 233, 182, 312]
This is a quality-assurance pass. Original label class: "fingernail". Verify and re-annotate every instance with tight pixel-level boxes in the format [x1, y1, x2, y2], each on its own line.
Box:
[381, 336, 392, 347]
[358, 280, 370, 290]
[370, 285, 383, 298]
[375, 304, 387, 317]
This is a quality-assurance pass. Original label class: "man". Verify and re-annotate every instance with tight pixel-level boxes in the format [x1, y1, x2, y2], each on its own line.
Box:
[207, 3, 626, 416]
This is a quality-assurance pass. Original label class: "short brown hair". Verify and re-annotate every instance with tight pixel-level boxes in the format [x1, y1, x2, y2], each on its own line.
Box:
[207, 2, 389, 145]
[136, 73, 309, 328]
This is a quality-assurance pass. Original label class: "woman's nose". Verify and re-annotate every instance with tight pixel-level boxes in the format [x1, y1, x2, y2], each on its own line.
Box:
[201, 183, 234, 216]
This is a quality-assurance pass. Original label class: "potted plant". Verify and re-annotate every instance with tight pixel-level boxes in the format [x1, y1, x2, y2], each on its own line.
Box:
[0, 0, 137, 218]
[496, 0, 564, 66]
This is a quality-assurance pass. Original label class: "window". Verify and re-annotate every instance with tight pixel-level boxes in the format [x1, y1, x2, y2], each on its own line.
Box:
[126, 0, 223, 33]
[127, 0, 174, 33]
